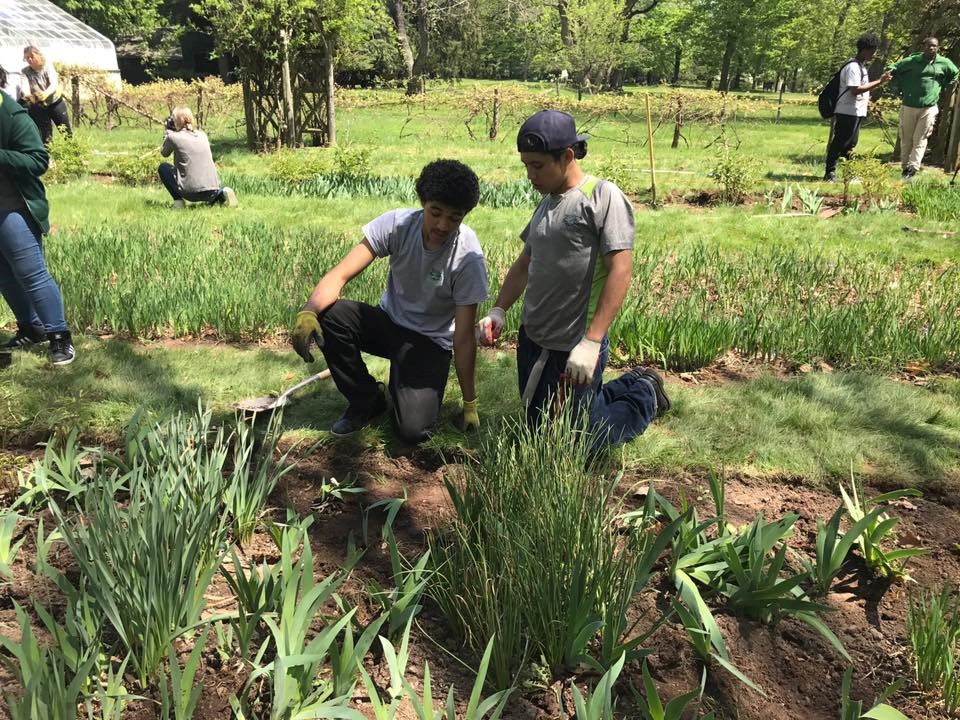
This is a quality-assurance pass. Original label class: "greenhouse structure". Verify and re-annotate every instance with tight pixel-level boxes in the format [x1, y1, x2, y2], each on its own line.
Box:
[0, 0, 120, 97]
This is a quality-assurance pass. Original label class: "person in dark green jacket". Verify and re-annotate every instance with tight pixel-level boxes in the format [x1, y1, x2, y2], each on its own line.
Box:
[0, 65, 75, 365]
[886, 37, 959, 179]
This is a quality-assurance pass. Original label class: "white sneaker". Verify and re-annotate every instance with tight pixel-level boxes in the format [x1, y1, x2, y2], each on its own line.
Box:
[222, 187, 238, 208]
[172, 199, 186, 209]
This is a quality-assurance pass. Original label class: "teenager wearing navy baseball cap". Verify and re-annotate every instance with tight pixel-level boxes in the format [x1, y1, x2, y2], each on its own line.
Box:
[477, 109, 670, 452]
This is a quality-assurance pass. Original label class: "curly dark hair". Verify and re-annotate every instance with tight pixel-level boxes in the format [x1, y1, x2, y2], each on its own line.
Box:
[0, 65, 7, 90]
[415, 159, 480, 214]
[857, 33, 880, 52]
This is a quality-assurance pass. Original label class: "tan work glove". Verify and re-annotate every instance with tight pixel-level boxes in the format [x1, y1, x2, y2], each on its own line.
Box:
[291, 310, 323, 363]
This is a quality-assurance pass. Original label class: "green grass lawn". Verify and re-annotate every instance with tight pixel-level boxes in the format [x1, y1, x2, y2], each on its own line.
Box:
[2, 82, 958, 494]
[2, 338, 958, 492]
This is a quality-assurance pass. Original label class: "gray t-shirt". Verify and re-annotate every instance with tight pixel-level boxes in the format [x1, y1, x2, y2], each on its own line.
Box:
[520, 176, 634, 351]
[364, 208, 489, 351]
[160, 129, 221, 195]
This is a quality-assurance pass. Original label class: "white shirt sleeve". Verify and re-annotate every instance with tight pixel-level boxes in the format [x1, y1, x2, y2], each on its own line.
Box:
[839, 63, 860, 91]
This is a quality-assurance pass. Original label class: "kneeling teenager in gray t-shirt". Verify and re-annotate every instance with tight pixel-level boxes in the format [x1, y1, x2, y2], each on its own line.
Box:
[290, 160, 488, 443]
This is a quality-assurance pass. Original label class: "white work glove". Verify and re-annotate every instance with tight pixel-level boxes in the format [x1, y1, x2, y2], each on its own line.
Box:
[475, 307, 506, 346]
[565, 337, 602, 386]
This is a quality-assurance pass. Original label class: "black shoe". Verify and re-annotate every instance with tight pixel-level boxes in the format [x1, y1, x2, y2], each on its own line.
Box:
[632, 367, 671, 418]
[330, 391, 387, 437]
[2, 323, 46, 349]
[901, 168, 917, 181]
[824, 172, 836, 182]
[47, 331, 75, 366]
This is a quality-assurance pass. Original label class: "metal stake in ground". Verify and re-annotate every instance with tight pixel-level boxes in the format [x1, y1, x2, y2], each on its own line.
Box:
[645, 94, 657, 206]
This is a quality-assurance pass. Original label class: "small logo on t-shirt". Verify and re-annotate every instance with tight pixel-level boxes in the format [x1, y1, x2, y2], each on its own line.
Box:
[428, 267, 444, 285]
[563, 214, 585, 228]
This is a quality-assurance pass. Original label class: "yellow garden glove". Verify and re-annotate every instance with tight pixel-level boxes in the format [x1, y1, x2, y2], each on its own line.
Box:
[291, 310, 323, 363]
[454, 398, 480, 432]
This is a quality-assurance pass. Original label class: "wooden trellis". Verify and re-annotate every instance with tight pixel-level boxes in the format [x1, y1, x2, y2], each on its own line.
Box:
[238, 45, 332, 150]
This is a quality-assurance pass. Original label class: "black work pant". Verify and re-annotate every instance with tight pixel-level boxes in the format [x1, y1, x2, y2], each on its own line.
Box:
[319, 300, 452, 443]
[28, 98, 72, 144]
[825, 113, 861, 176]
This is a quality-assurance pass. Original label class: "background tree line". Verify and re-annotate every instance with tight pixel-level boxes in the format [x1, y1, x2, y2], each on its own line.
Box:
[53, 0, 956, 94]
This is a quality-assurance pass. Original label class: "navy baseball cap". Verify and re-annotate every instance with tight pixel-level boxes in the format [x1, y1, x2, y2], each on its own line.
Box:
[517, 110, 589, 152]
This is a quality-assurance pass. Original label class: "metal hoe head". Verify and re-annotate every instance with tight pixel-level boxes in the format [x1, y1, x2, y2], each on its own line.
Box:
[236, 394, 290, 413]
[235, 368, 332, 414]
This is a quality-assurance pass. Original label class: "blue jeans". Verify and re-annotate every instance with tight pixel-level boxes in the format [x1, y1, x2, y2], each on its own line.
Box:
[517, 325, 657, 451]
[0, 210, 67, 332]
[158, 163, 224, 204]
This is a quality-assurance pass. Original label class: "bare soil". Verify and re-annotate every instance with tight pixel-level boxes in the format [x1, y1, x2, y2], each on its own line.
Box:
[2, 429, 958, 719]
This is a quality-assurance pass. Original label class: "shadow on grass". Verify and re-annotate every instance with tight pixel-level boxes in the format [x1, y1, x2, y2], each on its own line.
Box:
[766, 171, 819, 182]
[767, 372, 960, 487]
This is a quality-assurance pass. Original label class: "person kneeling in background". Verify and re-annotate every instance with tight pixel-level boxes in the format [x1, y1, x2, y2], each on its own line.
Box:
[290, 159, 488, 443]
[158, 107, 237, 209]
[0, 65, 75, 365]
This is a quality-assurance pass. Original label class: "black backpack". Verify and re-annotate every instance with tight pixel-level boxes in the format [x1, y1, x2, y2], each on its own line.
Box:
[817, 60, 858, 119]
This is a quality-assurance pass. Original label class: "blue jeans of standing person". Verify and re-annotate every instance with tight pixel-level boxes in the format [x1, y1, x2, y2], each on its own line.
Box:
[516, 325, 657, 451]
[0, 210, 68, 333]
[158, 163, 225, 204]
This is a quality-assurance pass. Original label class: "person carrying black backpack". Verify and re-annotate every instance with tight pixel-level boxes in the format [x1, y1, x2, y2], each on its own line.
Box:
[824, 34, 892, 181]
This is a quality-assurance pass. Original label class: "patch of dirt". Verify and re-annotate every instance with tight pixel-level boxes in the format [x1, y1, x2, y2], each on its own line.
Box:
[1, 440, 959, 719]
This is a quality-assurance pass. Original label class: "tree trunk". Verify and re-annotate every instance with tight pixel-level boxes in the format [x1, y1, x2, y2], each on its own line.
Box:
[831, 0, 856, 65]
[672, 45, 682, 85]
[280, 29, 296, 147]
[325, 44, 336, 146]
[789, 66, 799, 93]
[558, 0, 573, 48]
[719, 34, 736, 91]
[387, 0, 415, 83]
[406, 0, 428, 94]
[242, 75, 257, 150]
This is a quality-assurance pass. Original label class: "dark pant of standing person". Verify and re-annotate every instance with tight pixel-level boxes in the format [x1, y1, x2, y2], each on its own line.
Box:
[825, 113, 861, 178]
[157, 163, 226, 204]
[516, 325, 657, 453]
[28, 97, 72, 145]
[319, 299, 452, 443]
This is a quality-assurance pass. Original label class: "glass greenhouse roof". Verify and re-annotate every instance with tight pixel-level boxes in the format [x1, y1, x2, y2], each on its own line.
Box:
[1, 0, 119, 75]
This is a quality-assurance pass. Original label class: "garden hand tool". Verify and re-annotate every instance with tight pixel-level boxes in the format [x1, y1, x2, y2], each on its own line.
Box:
[236, 368, 331, 412]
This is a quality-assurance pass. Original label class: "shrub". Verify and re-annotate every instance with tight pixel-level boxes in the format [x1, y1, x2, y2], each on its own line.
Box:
[111, 153, 160, 186]
[268, 148, 333, 184]
[838, 155, 899, 210]
[333, 144, 372, 177]
[709, 149, 759, 204]
[45, 133, 89, 183]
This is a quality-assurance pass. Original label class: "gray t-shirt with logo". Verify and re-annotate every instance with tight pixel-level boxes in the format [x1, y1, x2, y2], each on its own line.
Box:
[520, 176, 635, 351]
[364, 208, 489, 351]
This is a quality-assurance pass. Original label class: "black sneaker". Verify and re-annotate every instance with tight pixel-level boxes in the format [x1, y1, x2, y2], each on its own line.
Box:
[632, 367, 671, 418]
[2, 323, 46, 349]
[901, 168, 917, 181]
[824, 172, 836, 182]
[47, 331, 75, 366]
[330, 391, 387, 437]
